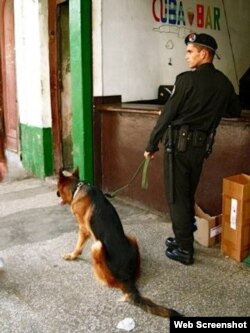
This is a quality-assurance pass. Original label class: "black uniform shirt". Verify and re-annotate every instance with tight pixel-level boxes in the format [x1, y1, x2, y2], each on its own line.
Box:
[146, 63, 241, 153]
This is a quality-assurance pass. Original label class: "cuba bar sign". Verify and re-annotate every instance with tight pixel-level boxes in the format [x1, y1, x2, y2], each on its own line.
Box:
[152, 0, 221, 30]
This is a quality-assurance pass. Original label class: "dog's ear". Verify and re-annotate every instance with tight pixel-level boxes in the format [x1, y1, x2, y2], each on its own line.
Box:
[58, 168, 71, 179]
[72, 167, 80, 179]
[58, 167, 65, 179]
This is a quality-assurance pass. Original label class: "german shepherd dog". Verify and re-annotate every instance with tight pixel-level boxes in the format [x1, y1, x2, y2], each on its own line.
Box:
[57, 168, 181, 318]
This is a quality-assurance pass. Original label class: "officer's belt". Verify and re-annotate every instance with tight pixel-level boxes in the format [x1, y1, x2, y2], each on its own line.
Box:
[172, 126, 208, 148]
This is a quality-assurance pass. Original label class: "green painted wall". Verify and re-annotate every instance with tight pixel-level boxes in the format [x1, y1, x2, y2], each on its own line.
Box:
[69, 0, 93, 183]
[20, 124, 53, 177]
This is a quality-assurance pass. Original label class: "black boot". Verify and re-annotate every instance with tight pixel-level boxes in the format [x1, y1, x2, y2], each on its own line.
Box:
[165, 247, 194, 265]
[165, 237, 178, 250]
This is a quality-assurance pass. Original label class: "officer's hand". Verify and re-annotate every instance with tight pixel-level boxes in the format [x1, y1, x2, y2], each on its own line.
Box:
[144, 151, 154, 159]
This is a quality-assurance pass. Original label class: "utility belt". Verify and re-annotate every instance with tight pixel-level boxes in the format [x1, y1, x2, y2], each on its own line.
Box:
[163, 125, 208, 153]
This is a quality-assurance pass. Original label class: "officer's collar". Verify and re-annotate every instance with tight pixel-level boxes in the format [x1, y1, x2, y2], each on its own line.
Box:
[196, 63, 215, 71]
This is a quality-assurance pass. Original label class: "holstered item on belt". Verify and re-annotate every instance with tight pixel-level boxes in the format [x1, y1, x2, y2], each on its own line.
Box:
[177, 125, 189, 152]
[193, 130, 207, 147]
[205, 131, 215, 158]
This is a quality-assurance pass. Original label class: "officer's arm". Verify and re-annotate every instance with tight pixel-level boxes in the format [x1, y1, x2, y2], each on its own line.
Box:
[145, 75, 188, 152]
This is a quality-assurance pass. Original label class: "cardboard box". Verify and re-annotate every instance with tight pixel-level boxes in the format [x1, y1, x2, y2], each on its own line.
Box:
[221, 173, 250, 262]
[194, 204, 222, 247]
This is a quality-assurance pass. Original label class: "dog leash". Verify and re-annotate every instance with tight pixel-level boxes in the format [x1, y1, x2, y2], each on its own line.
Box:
[104, 157, 151, 198]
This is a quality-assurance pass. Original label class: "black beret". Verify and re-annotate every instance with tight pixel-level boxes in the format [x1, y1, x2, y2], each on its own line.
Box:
[185, 33, 219, 57]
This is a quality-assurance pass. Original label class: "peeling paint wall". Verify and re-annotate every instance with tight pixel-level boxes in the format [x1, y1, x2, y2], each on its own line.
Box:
[14, 0, 51, 127]
[13, 0, 53, 177]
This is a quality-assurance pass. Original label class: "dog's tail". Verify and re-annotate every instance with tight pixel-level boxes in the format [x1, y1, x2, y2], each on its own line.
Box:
[122, 282, 183, 318]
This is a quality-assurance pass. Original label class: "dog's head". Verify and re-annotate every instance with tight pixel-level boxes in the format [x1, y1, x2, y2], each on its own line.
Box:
[57, 167, 80, 205]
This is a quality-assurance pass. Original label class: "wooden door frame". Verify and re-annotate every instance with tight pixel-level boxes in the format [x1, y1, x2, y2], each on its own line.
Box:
[48, 0, 63, 172]
[0, 0, 7, 142]
[49, 0, 94, 180]
[0, 49, 4, 145]
[0, 47, 3, 125]
[0, 0, 18, 152]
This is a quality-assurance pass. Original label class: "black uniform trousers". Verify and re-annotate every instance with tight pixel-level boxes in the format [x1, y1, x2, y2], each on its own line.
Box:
[164, 141, 207, 253]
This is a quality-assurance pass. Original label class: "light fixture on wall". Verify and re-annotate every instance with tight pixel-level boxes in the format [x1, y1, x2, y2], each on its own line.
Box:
[165, 40, 174, 49]
[165, 40, 173, 66]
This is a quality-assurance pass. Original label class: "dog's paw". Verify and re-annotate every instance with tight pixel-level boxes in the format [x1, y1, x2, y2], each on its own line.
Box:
[63, 252, 78, 260]
[118, 297, 126, 303]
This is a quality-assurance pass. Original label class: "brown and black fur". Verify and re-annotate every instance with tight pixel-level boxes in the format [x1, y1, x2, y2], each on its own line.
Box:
[57, 168, 182, 318]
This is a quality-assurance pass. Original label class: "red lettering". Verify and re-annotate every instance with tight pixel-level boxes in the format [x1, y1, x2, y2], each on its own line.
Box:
[197, 4, 204, 28]
[152, 0, 160, 22]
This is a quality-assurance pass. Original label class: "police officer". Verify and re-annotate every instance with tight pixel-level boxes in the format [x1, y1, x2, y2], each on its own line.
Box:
[144, 33, 241, 265]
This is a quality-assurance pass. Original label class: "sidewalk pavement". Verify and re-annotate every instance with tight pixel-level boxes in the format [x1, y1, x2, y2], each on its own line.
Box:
[0, 169, 250, 333]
